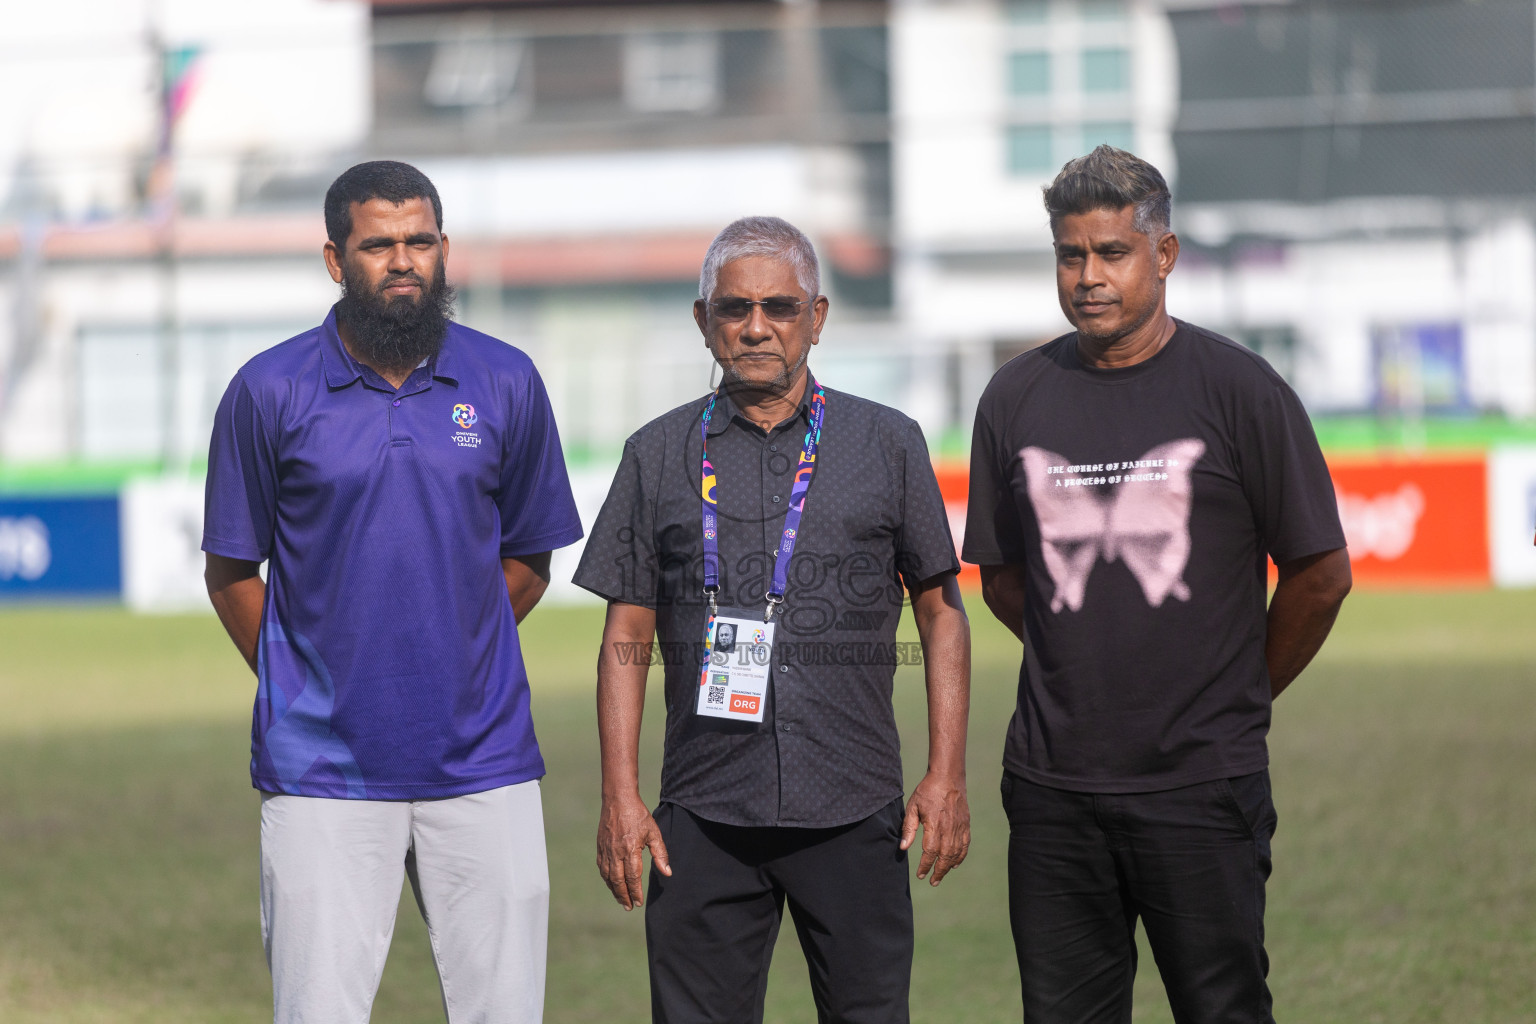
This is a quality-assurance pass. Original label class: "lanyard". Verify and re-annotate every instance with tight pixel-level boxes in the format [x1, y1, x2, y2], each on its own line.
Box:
[700, 378, 826, 622]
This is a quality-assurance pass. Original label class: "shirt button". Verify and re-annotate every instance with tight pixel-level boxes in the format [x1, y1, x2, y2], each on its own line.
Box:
[781, 723, 792, 733]
[779, 664, 788, 673]
[392, 399, 401, 407]
[770, 444, 778, 452]
[772, 495, 781, 503]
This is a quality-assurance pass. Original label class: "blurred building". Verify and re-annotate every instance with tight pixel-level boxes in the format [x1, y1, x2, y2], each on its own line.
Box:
[892, 0, 1178, 427]
[3, 0, 1536, 474]
[1165, 0, 1536, 418]
[0, 0, 369, 469]
[368, 0, 900, 456]
[895, 0, 1536, 423]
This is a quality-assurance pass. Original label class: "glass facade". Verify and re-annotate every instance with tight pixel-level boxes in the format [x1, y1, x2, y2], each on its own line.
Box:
[1081, 120, 1135, 153]
[1008, 52, 1052, 95]
[1008, 124, 1055, 173]
[1082, 48, 1130, 92]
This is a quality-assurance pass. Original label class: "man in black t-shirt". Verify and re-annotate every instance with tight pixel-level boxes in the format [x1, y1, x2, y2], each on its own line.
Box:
[964, 146, 1352, 1024]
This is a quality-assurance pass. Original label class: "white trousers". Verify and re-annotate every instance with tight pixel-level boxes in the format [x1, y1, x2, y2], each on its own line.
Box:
[260, 780, 549, 1024]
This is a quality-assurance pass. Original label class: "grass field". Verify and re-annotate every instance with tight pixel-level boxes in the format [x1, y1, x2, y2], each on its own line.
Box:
[1, 591, 1534, 1023]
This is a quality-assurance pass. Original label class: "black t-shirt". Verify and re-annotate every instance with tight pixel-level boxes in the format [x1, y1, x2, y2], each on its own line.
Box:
[963, 321, 1345, 793]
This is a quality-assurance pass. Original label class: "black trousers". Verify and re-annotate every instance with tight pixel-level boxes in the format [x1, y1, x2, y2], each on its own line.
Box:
[645, 799, 912, 1024]
[1002, 770, 1277, 1024]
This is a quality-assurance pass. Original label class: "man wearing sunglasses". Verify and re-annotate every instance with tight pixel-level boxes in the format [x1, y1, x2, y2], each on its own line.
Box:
[574, 216, 972, 1023]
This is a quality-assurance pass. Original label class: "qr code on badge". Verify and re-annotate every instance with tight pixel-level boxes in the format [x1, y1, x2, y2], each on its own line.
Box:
[707, 685, 726, 705]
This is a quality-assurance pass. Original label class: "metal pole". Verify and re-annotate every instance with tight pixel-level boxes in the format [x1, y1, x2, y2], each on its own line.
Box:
[780, 0, 822, 143]
[148, 5, 182, 475]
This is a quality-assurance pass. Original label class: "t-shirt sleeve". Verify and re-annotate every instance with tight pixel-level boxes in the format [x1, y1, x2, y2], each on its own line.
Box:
[1240, 380, 1347, 564]
[571, 437, 658, 607]
[961, 394, 1027, 565]
[496, 366, 584, 557]
[202, 373, 278, 562]
[893, 418, 961, 587]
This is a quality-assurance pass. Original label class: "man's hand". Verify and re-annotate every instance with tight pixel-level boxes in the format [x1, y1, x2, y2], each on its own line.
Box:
[979, 563, 1027, 642]
[205, 553, 265, 675]
[901, 770, 971, 885]
[906, 571, 971, 886]
[502, 552, 552, 624]
[595, 600, 663, 909]
[1267, 547, 1352, 698]
[596, 791, 672, 910]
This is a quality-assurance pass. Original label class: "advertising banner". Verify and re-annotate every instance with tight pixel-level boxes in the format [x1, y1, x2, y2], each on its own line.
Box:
[545, 462, 622, 606]
[1487, 446, 1536, 587]
[0, 496, 121, 599]
[1327, 456, 1489, 587]
[121, 476, 212, 612]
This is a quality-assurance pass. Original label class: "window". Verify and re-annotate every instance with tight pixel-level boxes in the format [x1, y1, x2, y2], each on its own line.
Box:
[1081, 0, 1127, 23]
[424, 33, 526, 108]
[1007, 125, 1054, 174]
[1006, 1, 1049, 25]
[1008, 52, 1051, 96]
[1081, 48, 1130, 92]
[77, 324, 299, 460]
[624, 32, 719, 113]
[1239, 327, 1298, 383]
[1081, 121, 1136, 153]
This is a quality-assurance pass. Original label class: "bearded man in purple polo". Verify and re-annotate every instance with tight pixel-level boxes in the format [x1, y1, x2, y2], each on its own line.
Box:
[203, 160, 582, 1024]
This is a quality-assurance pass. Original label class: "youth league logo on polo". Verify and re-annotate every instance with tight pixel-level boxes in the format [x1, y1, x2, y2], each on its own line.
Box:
[451, 403, 482, 448]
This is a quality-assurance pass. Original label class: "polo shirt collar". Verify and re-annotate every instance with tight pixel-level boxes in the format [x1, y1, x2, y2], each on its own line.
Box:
[320, 306, 363, 388]
[707, 377, 814, 437]
[319, 305, 460, 390]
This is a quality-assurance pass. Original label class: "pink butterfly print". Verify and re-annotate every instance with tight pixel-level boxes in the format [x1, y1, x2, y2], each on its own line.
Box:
[1020, 439, 1207, 612]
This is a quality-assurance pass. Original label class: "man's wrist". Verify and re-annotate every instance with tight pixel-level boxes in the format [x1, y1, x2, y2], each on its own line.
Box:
[600, 782, 645, 804]
[922, 766, 967, 787]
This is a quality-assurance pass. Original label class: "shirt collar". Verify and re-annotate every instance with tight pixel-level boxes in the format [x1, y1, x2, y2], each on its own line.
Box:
[320, 306, 363, 388]
[706, 377, 815, 438]
[319, 304, 461, 389]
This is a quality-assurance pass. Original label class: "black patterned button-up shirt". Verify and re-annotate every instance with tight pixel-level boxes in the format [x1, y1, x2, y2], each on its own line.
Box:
[573, 383, 959, 827]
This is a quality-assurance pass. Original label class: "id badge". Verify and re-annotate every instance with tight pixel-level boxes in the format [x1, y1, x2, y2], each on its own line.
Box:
[696, 608, 776, 722]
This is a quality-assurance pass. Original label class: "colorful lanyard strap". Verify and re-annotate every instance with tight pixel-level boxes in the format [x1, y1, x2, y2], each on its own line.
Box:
[699, 377, 827, 622]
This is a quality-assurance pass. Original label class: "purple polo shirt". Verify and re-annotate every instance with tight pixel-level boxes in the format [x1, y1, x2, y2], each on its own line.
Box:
[202, 307, 583, 800]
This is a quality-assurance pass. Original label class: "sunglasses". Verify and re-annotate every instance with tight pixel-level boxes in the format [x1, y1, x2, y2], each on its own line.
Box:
[708, 297, 809, 322]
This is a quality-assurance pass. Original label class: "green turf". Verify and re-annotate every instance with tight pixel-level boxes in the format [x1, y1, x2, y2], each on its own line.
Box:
[1, 592, 1534, 1022]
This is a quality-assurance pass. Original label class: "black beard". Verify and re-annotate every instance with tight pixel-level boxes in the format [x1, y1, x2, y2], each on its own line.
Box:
[336, 257, 455, 376]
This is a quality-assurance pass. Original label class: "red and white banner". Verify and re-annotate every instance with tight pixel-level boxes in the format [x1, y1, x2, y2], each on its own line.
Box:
[1326, 456, 1488, 587]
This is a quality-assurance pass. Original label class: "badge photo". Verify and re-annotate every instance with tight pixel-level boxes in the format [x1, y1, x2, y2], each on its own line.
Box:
[696, 610, 775, 724]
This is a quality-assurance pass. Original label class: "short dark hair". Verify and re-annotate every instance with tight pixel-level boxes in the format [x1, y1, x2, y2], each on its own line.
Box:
[324, 160, 444, 248]
[1042, 145, 1171, 240]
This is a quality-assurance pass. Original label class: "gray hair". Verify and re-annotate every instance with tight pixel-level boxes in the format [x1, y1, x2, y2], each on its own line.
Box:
[698, 216, 821, 301]
[1043, 145, 1172, 240]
